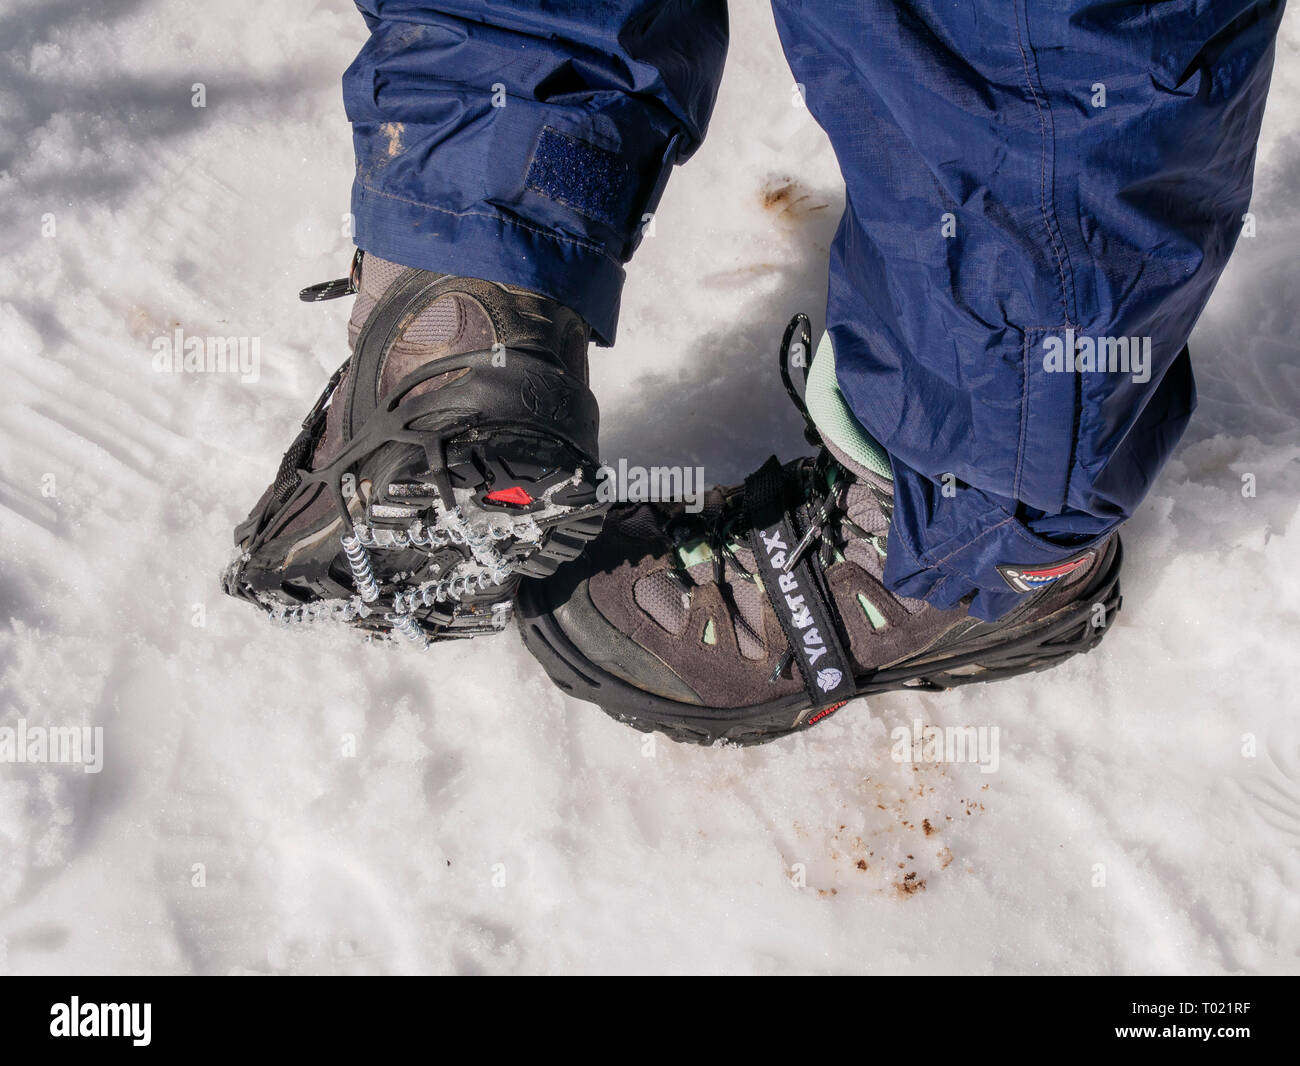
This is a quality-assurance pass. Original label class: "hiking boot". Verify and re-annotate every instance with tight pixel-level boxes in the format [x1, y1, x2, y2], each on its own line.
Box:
[517, 316, 1122, 744]
[224, 250, 608, 642]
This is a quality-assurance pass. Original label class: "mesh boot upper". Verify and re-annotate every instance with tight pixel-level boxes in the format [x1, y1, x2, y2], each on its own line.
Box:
[578, 454, 1112, 710]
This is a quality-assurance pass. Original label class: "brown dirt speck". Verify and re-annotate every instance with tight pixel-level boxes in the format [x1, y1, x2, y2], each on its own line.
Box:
[760, 177, 828, 223]
[895, 873, 927, 898]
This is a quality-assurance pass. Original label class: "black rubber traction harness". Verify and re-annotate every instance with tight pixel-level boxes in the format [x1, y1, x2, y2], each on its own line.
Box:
[744, 457, 855, 710]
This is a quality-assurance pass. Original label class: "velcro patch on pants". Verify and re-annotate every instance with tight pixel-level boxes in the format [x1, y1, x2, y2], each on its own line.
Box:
[525, 127, 634, 228]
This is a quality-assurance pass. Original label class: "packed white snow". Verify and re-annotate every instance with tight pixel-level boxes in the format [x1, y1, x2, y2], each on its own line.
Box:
[1, 0, 1299, 975]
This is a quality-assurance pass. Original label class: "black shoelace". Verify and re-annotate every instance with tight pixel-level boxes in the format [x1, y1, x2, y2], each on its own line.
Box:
[660, 314, 887, 682]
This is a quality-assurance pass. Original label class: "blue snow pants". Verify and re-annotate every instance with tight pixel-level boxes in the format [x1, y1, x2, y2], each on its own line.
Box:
[343, 1, 1286, 619]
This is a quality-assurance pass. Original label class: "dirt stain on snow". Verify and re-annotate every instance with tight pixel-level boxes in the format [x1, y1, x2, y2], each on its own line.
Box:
[797, 768, 993, 901]
[760, 176, 828, 225]
[895, 871, 926, 898]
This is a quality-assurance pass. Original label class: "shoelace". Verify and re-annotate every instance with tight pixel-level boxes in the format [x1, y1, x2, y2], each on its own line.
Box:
[666, 314, 892, 682]
[780, 314, 891, 566]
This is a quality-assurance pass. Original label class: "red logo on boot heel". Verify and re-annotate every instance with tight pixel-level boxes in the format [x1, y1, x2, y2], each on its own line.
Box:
[996, 550, 1095, 594]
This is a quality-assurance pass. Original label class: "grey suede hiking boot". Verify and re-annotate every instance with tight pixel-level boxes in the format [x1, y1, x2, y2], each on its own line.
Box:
[224, 250, 607, 642]
[517, 316, 1122, 744]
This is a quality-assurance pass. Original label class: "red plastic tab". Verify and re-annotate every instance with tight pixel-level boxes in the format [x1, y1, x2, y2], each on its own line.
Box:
[485, 486, 534, 507]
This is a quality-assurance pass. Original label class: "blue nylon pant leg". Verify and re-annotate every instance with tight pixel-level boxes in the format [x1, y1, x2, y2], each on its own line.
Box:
[343, 1, 728, 345]
[772, 0, 1286, 619]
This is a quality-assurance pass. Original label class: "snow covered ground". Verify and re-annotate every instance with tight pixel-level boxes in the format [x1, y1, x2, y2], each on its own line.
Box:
[2, 0, 1299, 976]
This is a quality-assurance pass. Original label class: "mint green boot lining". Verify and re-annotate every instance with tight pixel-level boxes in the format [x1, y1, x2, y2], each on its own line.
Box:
[805, 331, 893, 481]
